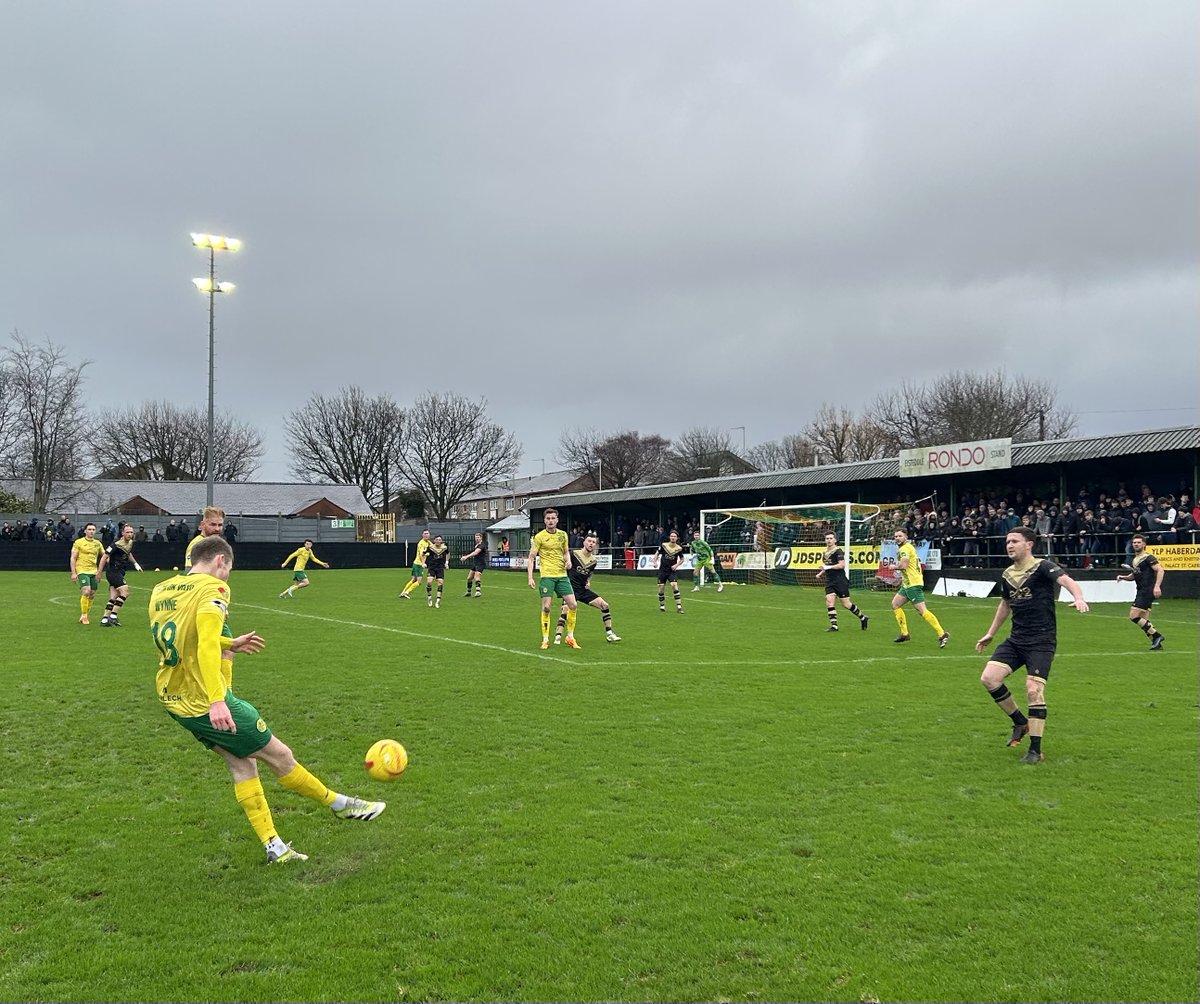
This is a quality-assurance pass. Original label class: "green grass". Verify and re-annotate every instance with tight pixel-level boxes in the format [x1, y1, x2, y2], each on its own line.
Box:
[1, 567, 1196, 1003]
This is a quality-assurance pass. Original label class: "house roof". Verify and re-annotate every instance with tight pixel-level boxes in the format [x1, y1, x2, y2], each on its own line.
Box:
[533, 425, 1200, 507]
[1, 478, 372, 516]
[456, 469, 591, 503]
[487, 513, 531, 532]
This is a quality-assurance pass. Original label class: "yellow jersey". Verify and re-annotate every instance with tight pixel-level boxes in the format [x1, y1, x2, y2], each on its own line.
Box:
[531, 529, 569, 577]
[71, 537, 104, 575]
[149, 572, 232, 718]
[284, 546, 321, 571]
[184, 534, 206, 570]
[897, 542, 923, 588]
[414, 537, 432, 566]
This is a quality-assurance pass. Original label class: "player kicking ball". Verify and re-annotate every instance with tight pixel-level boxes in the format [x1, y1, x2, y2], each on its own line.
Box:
[150, 535, 384, 865]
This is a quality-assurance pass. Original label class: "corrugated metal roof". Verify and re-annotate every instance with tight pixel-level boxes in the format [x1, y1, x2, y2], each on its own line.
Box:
[534, 425, 1200, 508]
[1010, 425, 1200, 466]
[1, 478, 372, 515]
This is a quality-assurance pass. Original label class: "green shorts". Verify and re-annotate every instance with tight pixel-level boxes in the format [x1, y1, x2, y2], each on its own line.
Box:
[171, 692, 273, 758]
[410, 562, 426, 578]
[898, 584, 927, 604]
[292, 571, 308, 582]
[538, 576, 574, 599]
[77, 573, 98, 590]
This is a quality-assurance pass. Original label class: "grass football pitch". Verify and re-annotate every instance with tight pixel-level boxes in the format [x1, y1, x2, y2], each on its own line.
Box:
[1, 567, 1196, 1003]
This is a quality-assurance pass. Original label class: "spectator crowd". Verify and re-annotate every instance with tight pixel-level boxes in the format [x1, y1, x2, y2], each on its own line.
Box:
[875, 482, 1197, 568]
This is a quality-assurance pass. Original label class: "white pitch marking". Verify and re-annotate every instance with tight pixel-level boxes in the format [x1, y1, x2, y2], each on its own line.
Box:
[234, 600, 577, 664]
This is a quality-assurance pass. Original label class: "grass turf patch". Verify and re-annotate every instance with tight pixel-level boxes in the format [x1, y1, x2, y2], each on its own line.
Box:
[1, 568, 1196, 1002]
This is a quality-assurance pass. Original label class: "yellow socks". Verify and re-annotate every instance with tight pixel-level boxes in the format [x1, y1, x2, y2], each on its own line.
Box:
[566, 607, 577, 636]
[277, 764, 337, 806]
[894, 608, 908, 635]
[540, 611, 551, 639]
[921, 609, 945, 636]
[234, 777, 278, 844]
[81, 595, 91, 615]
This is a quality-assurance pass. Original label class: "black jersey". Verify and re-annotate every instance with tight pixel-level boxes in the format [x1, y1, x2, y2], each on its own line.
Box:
[1000, 558, 1067, 648]
[1130, 551, 1161, 591]
[567, 548, 597, 592]
[105, 538, 136, 574]
[425, 542, 449, 575]
[822, 545, 849, 586]
[658, 540, 684, 570]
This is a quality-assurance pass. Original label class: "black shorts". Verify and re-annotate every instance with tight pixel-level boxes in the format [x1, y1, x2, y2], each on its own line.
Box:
[105, 570, 127, 590]
[991, 638, 1055, 681]
[657, 569, 677, 584]
[472, 559, 487, 572]
[570, 587, 599, 605]
[1133, 590, 1155, 611]
[824, 578, 850, 599]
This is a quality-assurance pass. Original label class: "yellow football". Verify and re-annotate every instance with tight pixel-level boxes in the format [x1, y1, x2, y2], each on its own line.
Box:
[364, 739, 408, 782]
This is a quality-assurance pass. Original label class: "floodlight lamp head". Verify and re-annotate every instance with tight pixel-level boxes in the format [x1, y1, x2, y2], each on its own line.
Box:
[191, 233, 242, 251]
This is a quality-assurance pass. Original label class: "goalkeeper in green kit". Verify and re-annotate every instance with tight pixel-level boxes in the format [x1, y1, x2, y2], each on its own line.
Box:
[691, 530, 724, 592]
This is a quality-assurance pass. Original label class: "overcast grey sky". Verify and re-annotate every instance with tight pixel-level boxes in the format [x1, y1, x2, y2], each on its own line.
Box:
[3, 1, 1197, 482]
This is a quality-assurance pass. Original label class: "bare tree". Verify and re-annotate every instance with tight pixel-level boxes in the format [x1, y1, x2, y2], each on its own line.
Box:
[846, 417, 891, 462]
[556, 428, 672, 489]
[2, 333, 89, 510]
[804, 404, 892, 464]
[662, 425, 735, 481]
[747, 434, 818, 472]
[0, 365, 17, 470]
[285, 386, 406, 511]
[869, 369, 1077, 449]
[88, 401, 264, 481]
[396, 393, 521, 519]
[555, 427, 605, 488]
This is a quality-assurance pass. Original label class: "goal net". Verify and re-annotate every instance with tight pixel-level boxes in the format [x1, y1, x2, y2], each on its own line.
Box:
[698, 503, 887, 591]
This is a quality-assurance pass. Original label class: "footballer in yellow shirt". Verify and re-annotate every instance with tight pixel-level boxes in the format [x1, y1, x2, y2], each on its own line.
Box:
[70, 522, 104, 623]
[149, 534, 384, 865]
[891, 528, 949, 647]
[280, 539, 330, 598]
[528, 509, 578, 649]
[400, 529, 433, 599]
[185, 506, 227, 571]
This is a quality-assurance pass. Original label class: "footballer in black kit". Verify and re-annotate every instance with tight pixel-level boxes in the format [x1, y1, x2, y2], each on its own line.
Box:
[1117, 533, 1165, 649]
[461, 532, 488, 597]
[97, 524, 142, 626]
[991, 557, 1068, 680]
[423, 536, 449, 607]
[977, 526, 1089, 764]
[818, 531, 868, 631]
[657, 530, 685, 612]
[554, 532, 621, 643]
[567, 546, 601, 605]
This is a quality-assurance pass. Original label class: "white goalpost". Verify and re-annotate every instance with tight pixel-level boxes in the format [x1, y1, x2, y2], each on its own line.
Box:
[698, 502, 887, 590]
